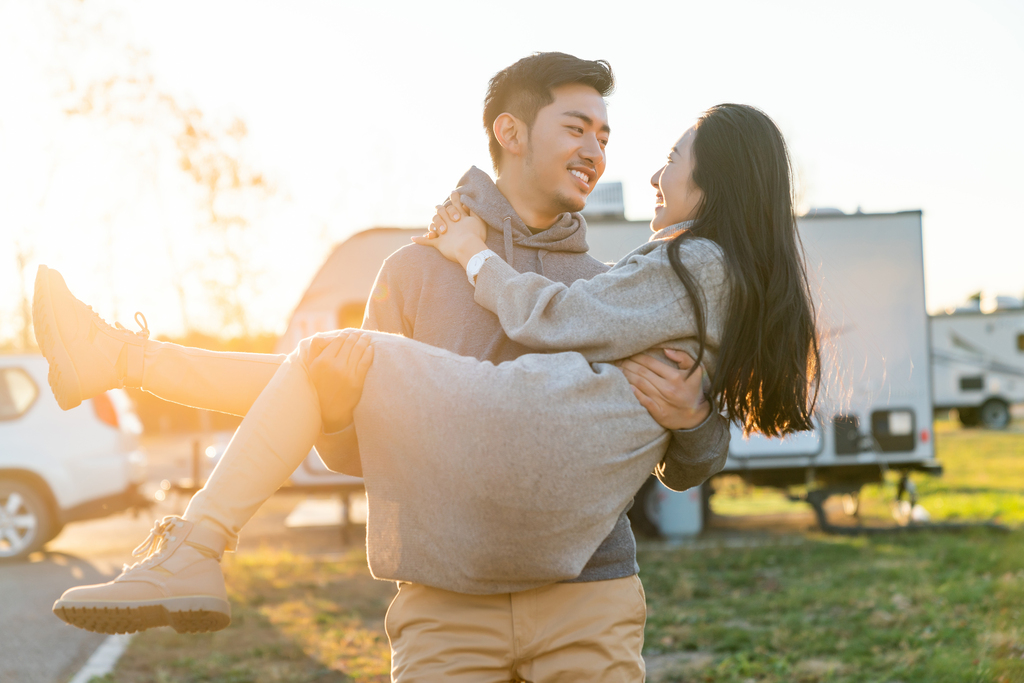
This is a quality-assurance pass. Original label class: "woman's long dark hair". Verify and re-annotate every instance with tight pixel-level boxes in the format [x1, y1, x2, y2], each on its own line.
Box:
[669, 103, 820, 437]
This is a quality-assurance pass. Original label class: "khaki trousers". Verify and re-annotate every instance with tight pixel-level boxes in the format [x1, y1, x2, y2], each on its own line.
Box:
[386, 575, 647, 683]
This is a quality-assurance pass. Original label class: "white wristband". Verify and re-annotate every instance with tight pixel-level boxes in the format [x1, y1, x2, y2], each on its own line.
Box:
[466, 249, 498, 286]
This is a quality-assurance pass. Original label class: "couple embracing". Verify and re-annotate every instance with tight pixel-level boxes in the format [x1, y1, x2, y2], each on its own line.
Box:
[35, 52, 819, 681]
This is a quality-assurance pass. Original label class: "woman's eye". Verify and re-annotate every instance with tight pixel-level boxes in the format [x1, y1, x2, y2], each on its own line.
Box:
[568, 126, 583, 134]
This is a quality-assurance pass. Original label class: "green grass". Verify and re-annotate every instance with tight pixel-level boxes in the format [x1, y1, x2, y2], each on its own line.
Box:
[639, 530, 1024, 682]
[107, 420, 1024, 682]
[643, 418, 1024, 682]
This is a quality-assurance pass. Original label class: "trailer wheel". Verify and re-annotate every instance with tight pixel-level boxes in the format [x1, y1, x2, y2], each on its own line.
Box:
[957, 407, 981, 428]
[980, 399, 1011, 430]
[628, 476, 661, 538]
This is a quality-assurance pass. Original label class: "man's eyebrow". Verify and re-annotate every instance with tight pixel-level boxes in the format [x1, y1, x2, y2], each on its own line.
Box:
[562, 110, 611, 134]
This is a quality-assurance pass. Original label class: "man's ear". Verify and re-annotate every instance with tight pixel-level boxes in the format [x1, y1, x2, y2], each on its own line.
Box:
[493, 113, 526, 158]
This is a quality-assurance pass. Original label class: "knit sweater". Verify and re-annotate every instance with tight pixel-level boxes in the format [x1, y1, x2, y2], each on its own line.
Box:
[315, 167, 730, 593]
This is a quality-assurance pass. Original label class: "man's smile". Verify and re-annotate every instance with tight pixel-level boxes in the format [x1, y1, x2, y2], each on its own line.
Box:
[569, 166, 593, 192]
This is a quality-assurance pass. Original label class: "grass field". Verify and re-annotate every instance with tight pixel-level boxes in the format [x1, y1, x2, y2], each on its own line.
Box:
[97, 419, 1024, 682]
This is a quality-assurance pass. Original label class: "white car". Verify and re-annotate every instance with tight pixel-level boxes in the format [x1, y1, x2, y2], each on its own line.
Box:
[0, 355, 147, 560]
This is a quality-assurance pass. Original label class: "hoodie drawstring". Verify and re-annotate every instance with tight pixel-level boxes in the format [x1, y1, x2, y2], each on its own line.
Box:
[503, 216, 515, 270]
[537, 249, 548, 276]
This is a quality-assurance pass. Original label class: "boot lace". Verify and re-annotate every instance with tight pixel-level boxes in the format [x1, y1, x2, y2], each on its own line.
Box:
[112, 311, 150, 340]
[122, 515, 185, 572]
[89, 307, 150, 340]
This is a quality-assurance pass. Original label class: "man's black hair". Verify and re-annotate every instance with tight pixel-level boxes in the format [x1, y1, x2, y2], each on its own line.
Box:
[483, 52, 614, 171]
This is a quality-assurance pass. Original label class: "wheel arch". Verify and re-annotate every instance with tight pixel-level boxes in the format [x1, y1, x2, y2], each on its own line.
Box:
[0, 468, 59, 517]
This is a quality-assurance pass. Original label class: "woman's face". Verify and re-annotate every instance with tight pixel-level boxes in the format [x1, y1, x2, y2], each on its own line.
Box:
[650, 126, 704, 232]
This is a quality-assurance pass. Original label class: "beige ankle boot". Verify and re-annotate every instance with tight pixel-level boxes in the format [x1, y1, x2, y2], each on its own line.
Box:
[53, 516, 231, 634]
[33, 265, 149, 410]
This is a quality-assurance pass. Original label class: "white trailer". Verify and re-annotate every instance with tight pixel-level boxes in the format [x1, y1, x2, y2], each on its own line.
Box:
[280, 208, 942, 535]
[632, 210, 942, 535]
[931, 306, 1024, 429]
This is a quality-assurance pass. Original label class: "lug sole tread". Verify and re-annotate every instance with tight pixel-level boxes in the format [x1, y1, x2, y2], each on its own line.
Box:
[32, 266, 83, 411]
[54, 604, 230, 634]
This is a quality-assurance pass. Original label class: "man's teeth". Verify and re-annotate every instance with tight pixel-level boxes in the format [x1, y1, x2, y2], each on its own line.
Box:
[571, 170, 589, 183]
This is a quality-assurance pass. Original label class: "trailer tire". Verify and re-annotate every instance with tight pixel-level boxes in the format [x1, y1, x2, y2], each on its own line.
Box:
[628, 476, 661, 538]
[980, 399, 1011, 430]
[957, 407, 981, 428]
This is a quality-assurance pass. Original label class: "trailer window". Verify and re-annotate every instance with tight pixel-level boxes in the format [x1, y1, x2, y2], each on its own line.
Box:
[871, 409, 916, 453]
[833, 415, 860, 455]
[1018, 334, 1024, 352]
[960, 376, 984, 391]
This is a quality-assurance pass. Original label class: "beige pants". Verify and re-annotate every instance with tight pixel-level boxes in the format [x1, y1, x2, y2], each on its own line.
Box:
[386, 576, 647, 683]
[140, 337, 648, 679]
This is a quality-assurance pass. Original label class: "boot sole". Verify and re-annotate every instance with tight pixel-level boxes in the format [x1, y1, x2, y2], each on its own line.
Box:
[33, 265, 84, 411]
[53, 596, 231, 634]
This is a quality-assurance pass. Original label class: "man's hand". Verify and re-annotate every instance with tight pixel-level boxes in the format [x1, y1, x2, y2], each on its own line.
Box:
[308, 331, 375, 433]
[621, 348, 710, 430]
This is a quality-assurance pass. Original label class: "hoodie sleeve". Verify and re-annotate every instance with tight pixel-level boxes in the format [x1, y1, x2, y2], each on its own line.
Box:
[658, 410, 731, 492]
[473, 239, 727, 363]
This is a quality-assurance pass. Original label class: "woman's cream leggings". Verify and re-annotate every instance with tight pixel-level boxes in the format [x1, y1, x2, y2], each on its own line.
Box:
[140, 336, 319, 549]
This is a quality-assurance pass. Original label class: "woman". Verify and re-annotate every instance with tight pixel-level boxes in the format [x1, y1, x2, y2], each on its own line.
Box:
[46, 103, 818, 636]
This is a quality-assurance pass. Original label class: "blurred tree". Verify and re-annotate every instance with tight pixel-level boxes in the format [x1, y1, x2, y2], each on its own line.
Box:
[13, 241, 37, 352]
[54, 0, 274, 338]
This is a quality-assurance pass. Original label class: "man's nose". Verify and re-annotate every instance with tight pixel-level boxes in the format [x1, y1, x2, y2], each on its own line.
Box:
[579, 134, 603, 165]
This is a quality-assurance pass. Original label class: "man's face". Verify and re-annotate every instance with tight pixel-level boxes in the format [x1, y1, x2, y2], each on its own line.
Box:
[519, 83, 609, 218]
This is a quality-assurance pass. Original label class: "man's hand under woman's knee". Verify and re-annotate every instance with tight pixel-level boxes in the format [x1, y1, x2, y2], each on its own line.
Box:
[620, 348, 711, 430]
[308, 331, 375, 433]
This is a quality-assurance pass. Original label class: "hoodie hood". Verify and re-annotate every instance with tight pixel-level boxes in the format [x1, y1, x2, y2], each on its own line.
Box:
[455, 167, 590, 269]
[650, 220, 695, 243]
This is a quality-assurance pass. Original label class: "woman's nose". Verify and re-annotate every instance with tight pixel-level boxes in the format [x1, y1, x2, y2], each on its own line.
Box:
[651, 167, 665, 188]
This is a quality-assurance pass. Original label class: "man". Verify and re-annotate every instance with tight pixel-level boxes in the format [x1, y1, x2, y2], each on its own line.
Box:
[39, 53, 729, 681]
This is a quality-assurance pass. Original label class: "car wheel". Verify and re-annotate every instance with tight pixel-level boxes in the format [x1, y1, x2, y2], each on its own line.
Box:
[980, 399, 1011, 430]
[957, 407, 981, 428]
[0, 480, 52, 561]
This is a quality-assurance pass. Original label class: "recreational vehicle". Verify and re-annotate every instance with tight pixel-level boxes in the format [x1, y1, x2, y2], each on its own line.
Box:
[278, 195, 941, 536]
[633, 210, 941, 534]
[931, 301, 1024, 429]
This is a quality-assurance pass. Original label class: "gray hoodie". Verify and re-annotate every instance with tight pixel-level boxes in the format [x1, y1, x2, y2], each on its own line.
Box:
[315, 167, 730, 592]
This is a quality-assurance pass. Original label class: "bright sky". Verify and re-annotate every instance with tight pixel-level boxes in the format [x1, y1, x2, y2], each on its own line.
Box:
[1, 0, 1022, 339]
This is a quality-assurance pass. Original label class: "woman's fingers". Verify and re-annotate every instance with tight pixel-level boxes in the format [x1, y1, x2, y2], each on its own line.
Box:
[631, 386, 659, 415]
[621, 364, 667, 403]
[624, 352, 677, 380]
[444, 193, 461, 222]
[433, 205, 449, 234]
[663, 348, 697, 370]
[451, 191, 469, 217]
[620, 358, 671, 398]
